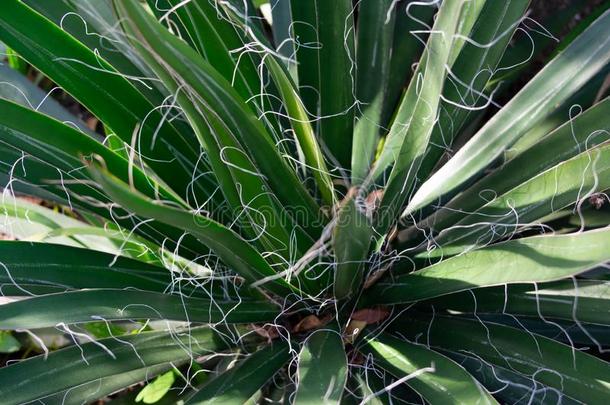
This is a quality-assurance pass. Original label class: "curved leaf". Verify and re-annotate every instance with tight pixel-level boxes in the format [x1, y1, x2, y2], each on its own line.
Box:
[0, 98, 181, 205]
[294, 328, 347, 404]
[265, 56, 335, 206]
[113, 0, 323, 246]
[361, 333, 496, 404]
[22, 0, 164, 102]
[0, 289, 278, 329]
[412, 98, 610, 237]
[406, 9, 610, 214]
[367, 229, 610, 305]
[394, 315, 610, 404]
[89, 163, 296, 297]
[187, 341, 290, 404]
[0, 0, 212, 203]
[429, 279, 610, 326]
[0, 327, 223, 404]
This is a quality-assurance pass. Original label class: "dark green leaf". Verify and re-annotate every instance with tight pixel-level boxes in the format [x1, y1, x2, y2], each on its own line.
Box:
[0, 289, 278, 329]
[406, 9, 610, 214]
[187, 342, 290, 404]
[289, 0, 355, 167]
[362, 333, 496, 404]
[367, 229, 610, 304]
[294, 328, 347, 404]
[0, 327, 223, 404]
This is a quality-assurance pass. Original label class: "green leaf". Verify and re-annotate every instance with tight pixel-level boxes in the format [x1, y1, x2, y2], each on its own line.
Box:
[136, 370, 176, 404]
[362, 333, 496, 404]
[351, 0, 395, 183]
[333, 195, 373, 300]
[442, 350, 576, 405]
[0, 289, 278, 329]
[371, 0, 486, 185]
[431, 143, 610, 251]
[0, 64, 93, 135]
[289, 0, 355, 167]
[146, 0, 281, 137]
[405, 9, 610, 215]
[429, 279, 610, 326]
[0, 194, 91, 245]
[0, 327, 223, 404]
[88, 163, 296, 297]
[395, 315, 610, 404]
[0, 99, 178, 201]
[113, 0, 323, 246]
[372, 0, 475, 235]
[417, 0, 531, 182]
[569, 207, 610, 228]
[0, 241, 182, 295]
[37, 226, 163, 265]
[83, 321, 127, 339]
[45, 364, 174, 405]
[506, 70, 608, 159]
[367, 229, 610, 305]
[22, 0, 164, 102]
[0, 331, 20, 353]
[0, 148, 206, 262]
[265, 56, 335, 206]
[0, 98, 208, 260]
[412, 98, 610, 238]
[0, 0, 213, 204]
[381, 1, 434, 128]
[294, 328, 348, 404]
[187, 342, 290, 404]
[5, 46, 27, 74]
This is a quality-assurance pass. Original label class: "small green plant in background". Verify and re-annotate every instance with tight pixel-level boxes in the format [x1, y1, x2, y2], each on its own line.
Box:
[0, 0, 609, 403]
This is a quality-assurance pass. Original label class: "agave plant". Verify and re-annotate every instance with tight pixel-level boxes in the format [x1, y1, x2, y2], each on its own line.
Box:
[0, 0, 609, 403]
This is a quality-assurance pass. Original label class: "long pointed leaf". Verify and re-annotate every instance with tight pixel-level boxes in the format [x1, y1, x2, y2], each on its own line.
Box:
[372, 0, 474, 235]
[362, 333, 496, 404]
[294, 328, 348, 404]
[187, 342, 290, 404]
[430, 279, 610, 326]
[351, 0, 395, 183]
[367, 229, 610, 305]
[432, 143, 610, 252]
[0, 241, 179, 295]
[0, 289, 277, 329]
[265, 56, 335, 206]
[289, 0, 355, 167]
[0, 327, 224, 404]
[0, 0, 212, 203]
[406, 9, 610, 214]
[89, 163, 295, 297]
[417, 0, 530, 182]
[114, 0, 323, 243]
[412, 98, 610, 238]
[394, 315, 610, 404]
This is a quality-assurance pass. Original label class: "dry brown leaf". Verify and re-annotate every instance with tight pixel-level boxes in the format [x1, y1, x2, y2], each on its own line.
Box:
[351, 307, 390, 324]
